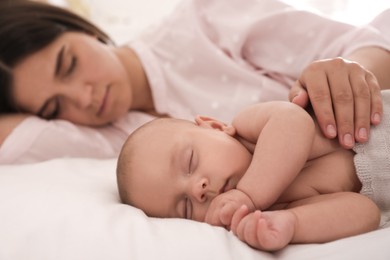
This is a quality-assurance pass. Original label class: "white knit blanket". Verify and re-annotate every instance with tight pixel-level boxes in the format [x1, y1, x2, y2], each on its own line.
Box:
[353, 90, 390, 228]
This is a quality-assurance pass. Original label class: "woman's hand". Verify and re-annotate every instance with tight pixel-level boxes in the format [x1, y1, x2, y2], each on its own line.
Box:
[289, 57, 382, 149]
[204, 189, 255, 229]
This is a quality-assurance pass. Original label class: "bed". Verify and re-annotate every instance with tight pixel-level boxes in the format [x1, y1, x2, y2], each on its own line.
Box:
[2, 1, 390, 259]
[1, 158, 389, 260]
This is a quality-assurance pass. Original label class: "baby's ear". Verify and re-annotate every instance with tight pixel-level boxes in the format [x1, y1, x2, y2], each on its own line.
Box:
[195, 115, 236, 136]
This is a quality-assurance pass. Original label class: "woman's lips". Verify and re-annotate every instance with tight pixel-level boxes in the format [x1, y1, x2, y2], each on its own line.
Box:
[97, 85, 110, 116]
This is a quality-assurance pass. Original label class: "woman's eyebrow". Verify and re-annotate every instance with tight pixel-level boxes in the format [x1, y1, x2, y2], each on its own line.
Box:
[54, 45, 65, 77]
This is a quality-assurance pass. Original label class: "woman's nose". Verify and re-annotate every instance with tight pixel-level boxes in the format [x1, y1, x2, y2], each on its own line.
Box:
[191, 177, 209, 203]
[64, 83, 93, 109]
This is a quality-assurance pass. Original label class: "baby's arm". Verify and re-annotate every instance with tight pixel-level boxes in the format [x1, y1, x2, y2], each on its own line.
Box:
[231, 192, 380, 251]
[205, 102, 315, 227]
[233, 102, 316, 210]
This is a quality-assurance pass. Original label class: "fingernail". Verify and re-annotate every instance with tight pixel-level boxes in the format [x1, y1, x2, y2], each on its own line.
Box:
[372, 113, 381, 124]
[358, 128, 368, 140]
[343, 134, 354, 147]
[327, 125, 337, 137]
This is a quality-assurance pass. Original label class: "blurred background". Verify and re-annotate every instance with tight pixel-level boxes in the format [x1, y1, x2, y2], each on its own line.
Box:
[40, 0, 389, 44]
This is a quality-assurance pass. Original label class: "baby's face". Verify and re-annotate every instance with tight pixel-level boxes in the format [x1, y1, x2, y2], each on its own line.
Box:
[124, 119, 252, 222]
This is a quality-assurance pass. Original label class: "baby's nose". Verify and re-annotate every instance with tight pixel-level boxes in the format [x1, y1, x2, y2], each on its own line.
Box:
[192, 177, 209, 203]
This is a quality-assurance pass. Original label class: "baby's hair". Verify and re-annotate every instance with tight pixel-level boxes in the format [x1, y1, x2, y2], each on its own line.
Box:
[117, 117, 171, 204]
[116, 120, 151, 205]
[116, 117, 193, 205]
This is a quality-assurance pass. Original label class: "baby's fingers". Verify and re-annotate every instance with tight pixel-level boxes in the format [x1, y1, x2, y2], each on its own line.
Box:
[230, 205, 249, 233]
[219, 203, 240, 227]
[205, 204, 223, 227]
[238, 211, 262, 248]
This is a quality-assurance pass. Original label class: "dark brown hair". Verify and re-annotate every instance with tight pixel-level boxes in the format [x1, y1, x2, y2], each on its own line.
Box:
[0, 0, 113, 113]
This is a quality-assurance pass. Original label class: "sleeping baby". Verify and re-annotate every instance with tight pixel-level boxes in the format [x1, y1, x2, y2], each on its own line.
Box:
[116, 91, 390, 251]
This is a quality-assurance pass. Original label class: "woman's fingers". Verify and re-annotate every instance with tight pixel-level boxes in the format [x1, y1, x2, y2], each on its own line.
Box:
[326, 59, 356, 148]
[289, 82, 309, 108]
[301, 62, 337, 137]
[366, 72, 383, 126]
[292, 58, 383, 148]
[348, 68, 371, 143]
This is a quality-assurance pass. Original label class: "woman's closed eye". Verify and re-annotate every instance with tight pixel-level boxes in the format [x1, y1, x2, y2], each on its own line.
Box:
[65, 56, 77, 76]
[39, 96, 61, 120]
[55, 46, 77, 78]
[48, 97, 61, 119]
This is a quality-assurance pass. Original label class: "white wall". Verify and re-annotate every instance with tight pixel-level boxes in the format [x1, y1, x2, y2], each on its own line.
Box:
[282, 0, 390, 25]
[51, 0, 389, 44]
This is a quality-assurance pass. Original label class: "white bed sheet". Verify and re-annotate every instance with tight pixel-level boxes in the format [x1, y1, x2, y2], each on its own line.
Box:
[0, 158, 389, 260]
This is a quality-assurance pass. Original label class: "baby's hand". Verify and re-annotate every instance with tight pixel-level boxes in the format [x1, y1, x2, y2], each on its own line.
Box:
[230, 206, 296, 251]
[289, 57, 382, 149]
[204, 189, 255, 228]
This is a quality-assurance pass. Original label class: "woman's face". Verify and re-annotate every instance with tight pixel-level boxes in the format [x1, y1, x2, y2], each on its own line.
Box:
[12, 32, 133, 126]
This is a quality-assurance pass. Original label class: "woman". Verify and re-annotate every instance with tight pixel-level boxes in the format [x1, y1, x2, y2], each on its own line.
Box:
[1, 0, 390, 164]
